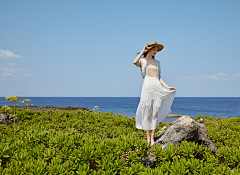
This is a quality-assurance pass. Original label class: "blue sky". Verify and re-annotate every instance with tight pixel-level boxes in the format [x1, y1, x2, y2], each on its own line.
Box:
[0, 0, 239, 97]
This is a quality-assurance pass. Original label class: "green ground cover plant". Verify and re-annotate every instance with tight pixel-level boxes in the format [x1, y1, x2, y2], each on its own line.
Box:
[18, 99, 32, 109]
[0, 108, 240, 174]
[4, 95, 21, 135]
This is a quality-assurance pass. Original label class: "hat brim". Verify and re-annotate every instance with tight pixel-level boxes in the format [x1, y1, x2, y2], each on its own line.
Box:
[148, 44, 164, 52]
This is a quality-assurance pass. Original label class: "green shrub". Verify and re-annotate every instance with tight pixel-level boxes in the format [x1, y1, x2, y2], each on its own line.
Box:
[0, 108, 239, 174]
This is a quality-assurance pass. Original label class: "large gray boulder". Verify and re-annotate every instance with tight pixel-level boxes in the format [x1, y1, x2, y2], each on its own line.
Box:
[0, 114, 19, 126]
[155, 116, 217, 153]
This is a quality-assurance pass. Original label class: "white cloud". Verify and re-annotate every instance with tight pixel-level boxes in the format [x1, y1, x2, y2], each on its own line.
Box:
[217, 72, 227, 77]
[205, 72, 229, 80]
[24, 73, 34, 76]
[1, 72, 14, 76]
[6, 62, 17, 66]
[0, 50, 23, 59]
[179, 72, 240, 82]
[0, 51, 33, 78]
[0, 65, 33, 77]
[206, 74, 219, 80]
[181, 75, 198, 80]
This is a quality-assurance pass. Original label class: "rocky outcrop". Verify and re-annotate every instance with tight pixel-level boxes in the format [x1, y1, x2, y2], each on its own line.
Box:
[167, 114, 193, 118]
[0, 114, 19, 126]
[214, 117, 221, 121]
[155, 116, 217, 153]
[141, 116, 217, 167]
[142, 152, 157, 168]
[198, 118, 210, 123]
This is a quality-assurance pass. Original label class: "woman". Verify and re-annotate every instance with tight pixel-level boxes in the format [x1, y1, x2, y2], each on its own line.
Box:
[133, 41, 176, 146]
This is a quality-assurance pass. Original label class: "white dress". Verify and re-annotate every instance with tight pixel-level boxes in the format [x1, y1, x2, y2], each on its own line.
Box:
[135, 58, 176, 130]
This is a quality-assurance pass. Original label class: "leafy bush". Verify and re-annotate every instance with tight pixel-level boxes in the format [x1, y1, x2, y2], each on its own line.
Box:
[0, 110, 240, 174]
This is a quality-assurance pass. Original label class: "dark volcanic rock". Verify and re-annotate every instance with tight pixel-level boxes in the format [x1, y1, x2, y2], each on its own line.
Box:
[142, 153, 157, 168]
[155, 116, 217, 153]
[0, 114, 19, 126]
[214, 117, 221, 121]
[198, 118, 210, 123]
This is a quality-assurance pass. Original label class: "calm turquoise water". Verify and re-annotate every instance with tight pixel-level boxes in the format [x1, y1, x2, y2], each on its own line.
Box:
[0, 97, 239, 121]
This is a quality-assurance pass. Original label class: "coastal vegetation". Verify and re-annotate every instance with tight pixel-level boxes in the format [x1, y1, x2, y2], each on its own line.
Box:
[0, 105, 240, 174]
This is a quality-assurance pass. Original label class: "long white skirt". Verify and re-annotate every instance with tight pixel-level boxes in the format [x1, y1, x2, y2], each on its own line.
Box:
[135, 76, 176, 130]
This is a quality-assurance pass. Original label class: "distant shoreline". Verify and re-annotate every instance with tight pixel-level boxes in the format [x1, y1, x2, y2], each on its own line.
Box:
[1, 106, 192, 118]
[0, 106, 90, 111]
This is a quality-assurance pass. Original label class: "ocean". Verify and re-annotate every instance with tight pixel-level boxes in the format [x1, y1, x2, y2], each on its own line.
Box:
[0, 97, 239, 122]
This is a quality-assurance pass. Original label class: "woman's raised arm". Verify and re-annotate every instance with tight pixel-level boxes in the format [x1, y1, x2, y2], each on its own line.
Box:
[133, 46, 149, 66]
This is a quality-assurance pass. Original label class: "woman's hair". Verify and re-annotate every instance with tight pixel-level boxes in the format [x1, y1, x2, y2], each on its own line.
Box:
[136, 48, 155, 59]
[143, 51, 155, 59]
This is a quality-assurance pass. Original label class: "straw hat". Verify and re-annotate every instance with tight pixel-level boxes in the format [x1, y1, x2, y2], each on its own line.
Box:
[147, 41, 164, 52]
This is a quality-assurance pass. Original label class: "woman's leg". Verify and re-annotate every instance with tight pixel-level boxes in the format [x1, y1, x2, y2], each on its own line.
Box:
[144, 106, 152, 144]
[146, 130, 151, 144]
[151, 105, 160, 146]
[151, 129, 156, 146]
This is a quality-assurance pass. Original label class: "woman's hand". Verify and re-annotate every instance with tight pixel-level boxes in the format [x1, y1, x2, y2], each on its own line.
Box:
[168, 87, 176, 90]
[142, 46, 151, 53]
